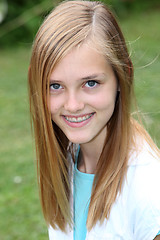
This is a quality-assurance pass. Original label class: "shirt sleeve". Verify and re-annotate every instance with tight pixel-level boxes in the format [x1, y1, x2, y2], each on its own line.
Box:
[132, 159, 160, 240]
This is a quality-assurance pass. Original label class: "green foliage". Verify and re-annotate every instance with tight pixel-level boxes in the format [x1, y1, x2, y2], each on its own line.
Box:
[102, 0, 160, 17]
[0, 0, 55, 48]
[0, 0, 160, 47]
[0, 0, 8, 22]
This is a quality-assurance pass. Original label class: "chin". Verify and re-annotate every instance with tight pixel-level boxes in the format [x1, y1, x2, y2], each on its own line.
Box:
[66, 134, 93, 145]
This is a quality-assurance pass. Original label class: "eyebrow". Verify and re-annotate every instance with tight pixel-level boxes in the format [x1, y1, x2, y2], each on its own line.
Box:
[50, 73, 106, 82]
[81, 73, 105, 80]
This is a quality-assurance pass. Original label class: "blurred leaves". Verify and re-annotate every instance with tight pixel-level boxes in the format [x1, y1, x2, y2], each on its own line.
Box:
[0, 0, 8, 23]
[0, 0, 160, 48]
[0, 0, 60, 48]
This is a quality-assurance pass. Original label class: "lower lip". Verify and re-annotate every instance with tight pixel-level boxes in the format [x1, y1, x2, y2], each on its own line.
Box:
[62, 113, 95, 128]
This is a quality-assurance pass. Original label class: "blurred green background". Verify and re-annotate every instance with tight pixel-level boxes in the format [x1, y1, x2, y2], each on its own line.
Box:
[0, 0, 160, 239]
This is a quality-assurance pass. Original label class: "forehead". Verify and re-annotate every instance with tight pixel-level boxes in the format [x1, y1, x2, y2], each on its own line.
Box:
[50, 43, 113, 81]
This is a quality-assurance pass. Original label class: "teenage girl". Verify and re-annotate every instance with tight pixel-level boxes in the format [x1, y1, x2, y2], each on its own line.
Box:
[28, 1, 160, 239]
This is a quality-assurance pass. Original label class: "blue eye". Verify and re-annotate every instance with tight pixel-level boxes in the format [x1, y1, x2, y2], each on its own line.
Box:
[50, 83, 62, 90]
[85, 80, 98, 88]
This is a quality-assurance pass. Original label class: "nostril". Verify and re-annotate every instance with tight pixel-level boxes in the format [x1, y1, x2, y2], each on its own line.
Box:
[64, 101, 84, 112]
[64, 95, 84, 112]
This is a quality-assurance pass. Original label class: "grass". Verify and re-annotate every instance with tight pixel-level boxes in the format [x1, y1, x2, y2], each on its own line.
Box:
[0, 8, 160, 240]
[0, 48, 48, 240]
[120, 9, 160, 145]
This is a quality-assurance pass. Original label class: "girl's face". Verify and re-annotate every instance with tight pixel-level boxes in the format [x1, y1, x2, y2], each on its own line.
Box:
[48, 44, 118, 145]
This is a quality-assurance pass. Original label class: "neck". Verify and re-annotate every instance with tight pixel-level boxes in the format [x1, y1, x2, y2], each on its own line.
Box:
[78, 127, 107, 174]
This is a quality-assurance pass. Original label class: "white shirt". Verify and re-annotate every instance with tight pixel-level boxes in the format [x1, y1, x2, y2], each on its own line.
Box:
[48, 141, 160, 240]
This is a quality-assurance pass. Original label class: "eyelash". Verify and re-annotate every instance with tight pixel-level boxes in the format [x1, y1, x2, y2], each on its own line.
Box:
[49, 83, 63, 91]
[49, 80, 99, 92]
[84, 80, 99, 88]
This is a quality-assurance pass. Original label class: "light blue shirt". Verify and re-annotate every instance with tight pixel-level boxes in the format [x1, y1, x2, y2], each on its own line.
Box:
[73, 160, 94, 240]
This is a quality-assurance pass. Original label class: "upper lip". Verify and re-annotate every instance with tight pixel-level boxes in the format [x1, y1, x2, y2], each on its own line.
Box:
[62, 113, 95, 118]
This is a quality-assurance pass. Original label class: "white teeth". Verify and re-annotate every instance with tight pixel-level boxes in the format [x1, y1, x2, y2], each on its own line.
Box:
[64, 113, 93, 123]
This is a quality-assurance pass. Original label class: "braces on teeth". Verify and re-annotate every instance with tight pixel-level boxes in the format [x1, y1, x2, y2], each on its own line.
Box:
[64, 113, 93, 123]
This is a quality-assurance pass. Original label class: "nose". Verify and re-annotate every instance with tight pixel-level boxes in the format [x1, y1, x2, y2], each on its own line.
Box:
[64, 91, 84, 113]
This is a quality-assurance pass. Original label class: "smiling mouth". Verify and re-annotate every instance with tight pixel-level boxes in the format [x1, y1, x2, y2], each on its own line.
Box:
[63, 113, 95, 123]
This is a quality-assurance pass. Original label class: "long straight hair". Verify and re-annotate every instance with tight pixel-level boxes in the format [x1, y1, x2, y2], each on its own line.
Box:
[28, 0, 159, 232]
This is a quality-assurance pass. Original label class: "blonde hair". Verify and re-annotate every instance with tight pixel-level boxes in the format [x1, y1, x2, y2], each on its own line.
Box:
[28, 0, 159, 232]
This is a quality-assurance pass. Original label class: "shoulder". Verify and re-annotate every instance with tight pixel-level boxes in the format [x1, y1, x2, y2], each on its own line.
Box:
[127, 138, 160, 200]
[123, 140, 160, 239]
[128, 134, 160, 166]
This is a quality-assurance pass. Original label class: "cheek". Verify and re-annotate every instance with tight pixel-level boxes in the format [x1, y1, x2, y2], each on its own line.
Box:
[89, 92, 117, 111]
[49, 97, 63, 115]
